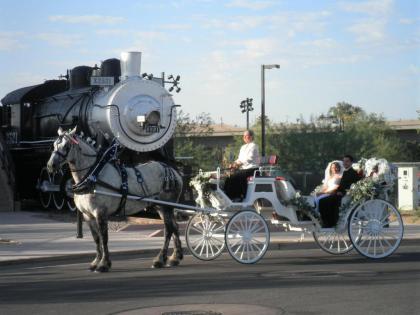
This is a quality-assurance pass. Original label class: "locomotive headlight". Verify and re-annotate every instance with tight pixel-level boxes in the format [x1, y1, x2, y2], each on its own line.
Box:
[137, 115, 146, 123]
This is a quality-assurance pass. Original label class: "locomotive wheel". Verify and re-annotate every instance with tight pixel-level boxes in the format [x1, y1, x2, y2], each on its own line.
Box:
[65, 178, 77, 212]
[67, 198, 77, 212]
[313, 228, 353, 255]
[52, 170, 65, 210]
[225, 210, 270, 264]
[186, 214, 226, 261]
[348, 199, 403, 259]
[38, 167, 52, 209]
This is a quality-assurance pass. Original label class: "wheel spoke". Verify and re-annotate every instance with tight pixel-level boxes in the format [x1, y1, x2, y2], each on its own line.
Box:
[373, 236, 377, 256]
[205, 239, 209, 257]
[379, 233, 394, 248]
[357, 232, 368, 248]
[231, 222, 242, 233]
[340, 235, 350, 250]
[208, 237, 224, 251]
[197, 239, 206, 255]
[336, 235, 341, 252]
[190, 236, 204, 245]
[248, 217, 261, 233]
[191, 225, 204, 234]
[230, 237, 243, 249]
[249, 242, 261, 253]
[249, 224, 265, 235]
[212, 224, 225, 233]
[235, 242, 243, 256]
[365, 235, 373, 254]
[377, 236, 386, 254]
[249, 236, 265, 245]
[239, 216, 246, 232]
[209, 240, 215, 257]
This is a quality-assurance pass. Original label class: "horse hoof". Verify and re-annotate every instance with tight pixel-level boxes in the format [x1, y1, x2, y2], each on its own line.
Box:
[152, 261, 164, 268]
[167, 259, 180, 267]
[89, 265, 97, 272]
[95, 266, 109, 273]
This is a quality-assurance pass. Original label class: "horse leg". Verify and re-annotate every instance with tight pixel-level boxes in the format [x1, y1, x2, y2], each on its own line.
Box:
[152, 208, 172, 268]
[95, 213, 112, 272]
[86, 218, 102, 272]
[168, 209, 183, 267]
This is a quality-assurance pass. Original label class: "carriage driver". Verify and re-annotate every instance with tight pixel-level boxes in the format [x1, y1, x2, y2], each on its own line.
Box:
[224, 130, 260, 201]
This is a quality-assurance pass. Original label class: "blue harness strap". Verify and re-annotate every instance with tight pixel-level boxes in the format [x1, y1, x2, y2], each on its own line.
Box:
[113, 160, 128, 216]
[72, 138, 120, 194]
[159, 162, 178, 192]
[133, 166, 149, 196]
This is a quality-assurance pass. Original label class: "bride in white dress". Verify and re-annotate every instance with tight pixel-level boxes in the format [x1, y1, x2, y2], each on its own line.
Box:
[315, 161, 343, 213]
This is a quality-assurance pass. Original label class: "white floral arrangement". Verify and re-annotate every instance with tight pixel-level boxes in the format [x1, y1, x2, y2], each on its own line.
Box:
[352, 157, 367, 174]
[286, 192, 320, 221]
[311, 184, 324, 196]
[190, 172, 213, 208]
[189, 171, 212, 187]
[336, 157, 395, 226]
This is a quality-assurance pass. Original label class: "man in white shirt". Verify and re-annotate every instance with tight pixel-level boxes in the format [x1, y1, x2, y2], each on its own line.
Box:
[225, 130, 260, 200]
[230, 130, 259, 170]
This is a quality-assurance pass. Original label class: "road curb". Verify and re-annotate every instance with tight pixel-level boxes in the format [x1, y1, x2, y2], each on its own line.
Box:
[0, 240, 316, 267]
[1, 238, 419, 267]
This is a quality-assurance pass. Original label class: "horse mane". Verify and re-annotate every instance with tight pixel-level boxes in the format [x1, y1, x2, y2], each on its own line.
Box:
[73, 132, 100, 155]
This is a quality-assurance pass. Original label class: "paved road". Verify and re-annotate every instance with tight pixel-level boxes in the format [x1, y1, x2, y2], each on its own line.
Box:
[1, 240, 419, 315]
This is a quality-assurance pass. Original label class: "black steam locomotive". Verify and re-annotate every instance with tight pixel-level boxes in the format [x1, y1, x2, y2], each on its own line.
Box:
[0, 52, 180, 210]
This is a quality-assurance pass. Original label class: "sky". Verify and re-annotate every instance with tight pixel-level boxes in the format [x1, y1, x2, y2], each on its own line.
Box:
[0, 0, 419, 126]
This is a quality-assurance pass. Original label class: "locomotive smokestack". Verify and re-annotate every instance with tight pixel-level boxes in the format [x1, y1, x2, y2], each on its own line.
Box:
[120, 51, 141, 79]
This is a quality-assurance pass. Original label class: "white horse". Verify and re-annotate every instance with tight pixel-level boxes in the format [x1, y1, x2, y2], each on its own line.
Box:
[47, 127, 183, 272]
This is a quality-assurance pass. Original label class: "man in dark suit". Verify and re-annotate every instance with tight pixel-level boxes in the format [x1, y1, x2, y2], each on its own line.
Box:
[319, 154, 361, 227]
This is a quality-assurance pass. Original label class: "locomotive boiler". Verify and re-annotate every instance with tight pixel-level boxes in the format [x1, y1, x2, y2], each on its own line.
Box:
[0, 52, 179, 210]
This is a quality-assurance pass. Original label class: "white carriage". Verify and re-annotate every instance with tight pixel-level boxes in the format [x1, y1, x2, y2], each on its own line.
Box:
[186, 158, 404, 264]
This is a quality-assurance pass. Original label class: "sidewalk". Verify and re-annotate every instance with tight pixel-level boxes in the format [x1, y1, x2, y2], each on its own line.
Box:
[1, 211, 419, 265]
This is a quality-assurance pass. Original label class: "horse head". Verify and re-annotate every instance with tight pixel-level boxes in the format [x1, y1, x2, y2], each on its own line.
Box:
[47, 127, 97, 174]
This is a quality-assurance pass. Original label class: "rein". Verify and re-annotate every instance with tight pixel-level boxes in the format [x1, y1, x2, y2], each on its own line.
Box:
[54, 136, 98, 173]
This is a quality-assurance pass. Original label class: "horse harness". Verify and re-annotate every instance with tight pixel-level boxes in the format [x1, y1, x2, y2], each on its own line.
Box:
[71, 139, 178, 215]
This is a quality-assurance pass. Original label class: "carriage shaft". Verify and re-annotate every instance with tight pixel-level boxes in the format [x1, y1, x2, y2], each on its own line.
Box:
[93, 189, 215, 214]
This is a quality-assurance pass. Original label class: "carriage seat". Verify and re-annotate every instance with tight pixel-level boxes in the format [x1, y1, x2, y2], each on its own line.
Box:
[245, 155, 279, 181]
[274, 178, 296, 202]
[263, 154, 278, 165]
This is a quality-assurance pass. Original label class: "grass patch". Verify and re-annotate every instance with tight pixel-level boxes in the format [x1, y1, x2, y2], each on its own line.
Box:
[400, 209, 420, 224]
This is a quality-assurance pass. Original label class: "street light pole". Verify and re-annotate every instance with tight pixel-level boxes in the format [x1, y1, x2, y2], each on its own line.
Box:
[261, 64, 280, 158]
[261, 66, 266, 158]
[240, 98, 254, 129]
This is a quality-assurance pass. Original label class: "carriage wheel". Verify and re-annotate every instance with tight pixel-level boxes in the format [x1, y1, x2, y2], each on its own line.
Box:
[52, 170, 65, 210]
[186, 214, 226, 261]
[348, 199, 403, 259]
[65, 178, 77, 212]
[38, 167, 52, 209]
[225, 210, 270, 264]
[313, 228, 353, 255]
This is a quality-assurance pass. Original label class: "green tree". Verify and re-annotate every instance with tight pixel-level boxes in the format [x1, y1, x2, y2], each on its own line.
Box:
[262, 112, 410, 192]
[174, 111, 219, 171]
[328, 102, 364, 130]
